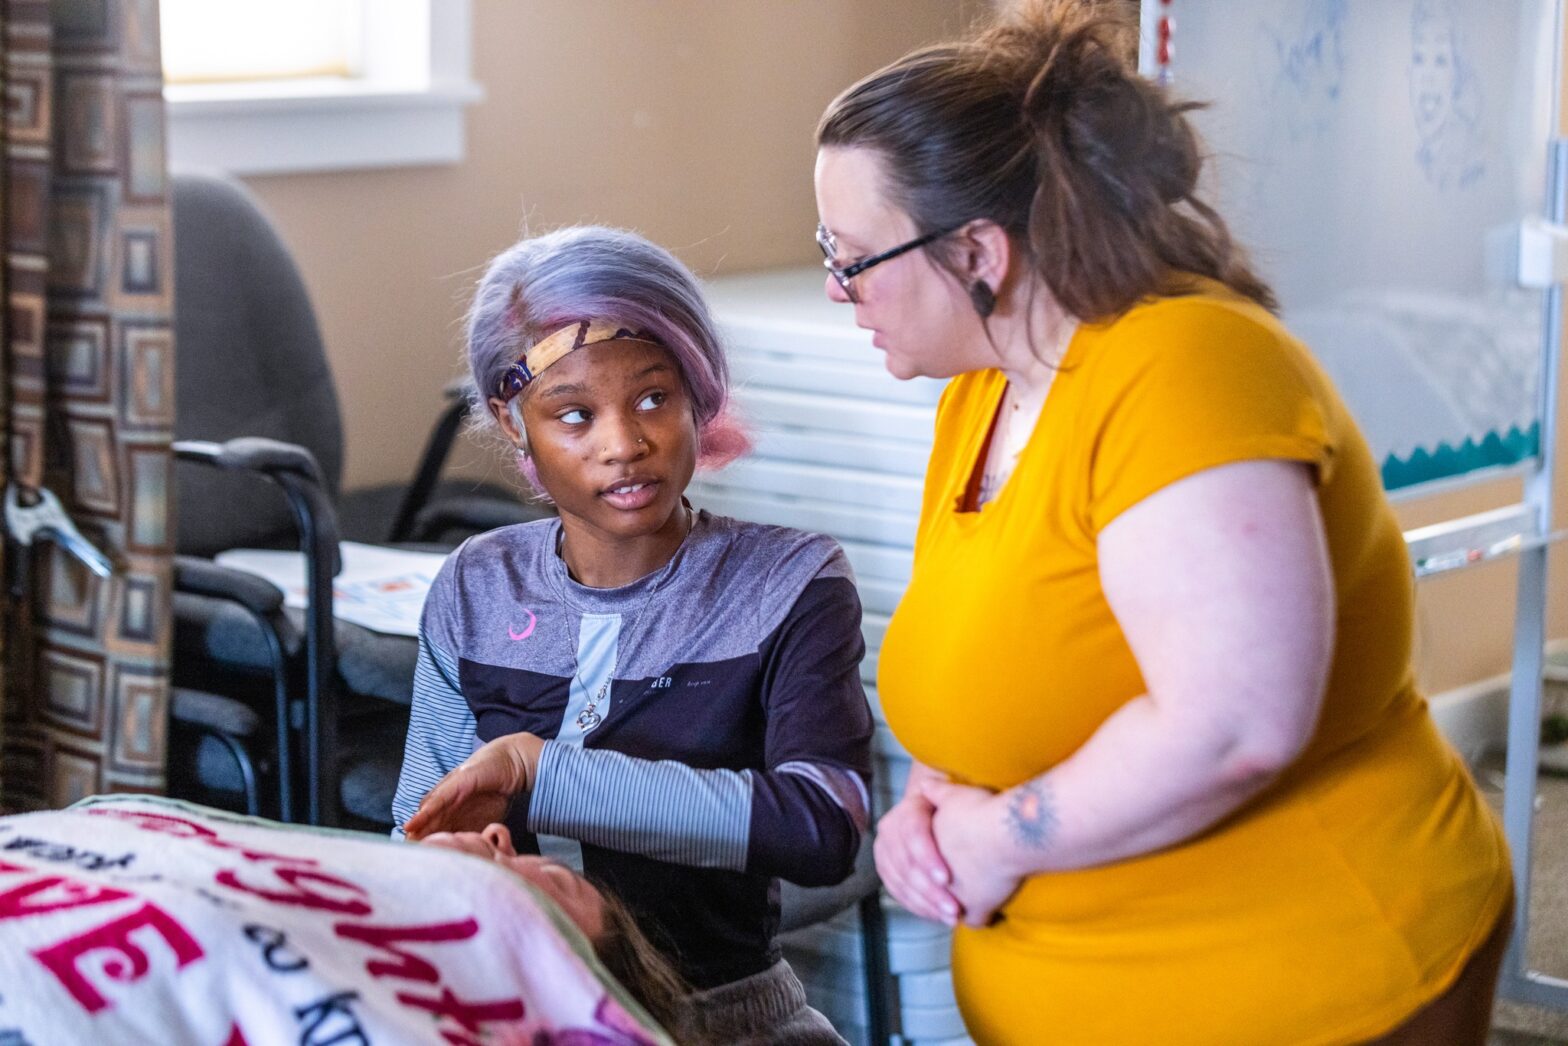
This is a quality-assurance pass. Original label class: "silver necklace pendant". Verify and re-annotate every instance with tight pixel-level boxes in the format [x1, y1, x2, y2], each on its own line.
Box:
[560, 503, 692, 738]
[578, 676, 611, 731]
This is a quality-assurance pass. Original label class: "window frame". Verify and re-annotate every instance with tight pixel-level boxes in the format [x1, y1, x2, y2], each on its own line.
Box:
[163, 0, 483, 176]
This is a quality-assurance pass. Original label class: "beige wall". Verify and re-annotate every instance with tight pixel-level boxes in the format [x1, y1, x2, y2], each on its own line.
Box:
[240, 0, 1564, 695]
[242, 0, 974, 489]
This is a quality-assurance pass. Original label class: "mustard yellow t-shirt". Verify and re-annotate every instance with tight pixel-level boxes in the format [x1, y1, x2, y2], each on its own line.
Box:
[877, 282, 1511, 1045]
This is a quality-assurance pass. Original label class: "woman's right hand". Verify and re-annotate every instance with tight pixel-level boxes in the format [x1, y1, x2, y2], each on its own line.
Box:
[403, 732, 544, 841]
[873, 762, 960, 926]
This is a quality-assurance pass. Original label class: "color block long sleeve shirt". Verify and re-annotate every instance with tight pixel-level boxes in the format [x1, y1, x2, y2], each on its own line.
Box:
[392, 512, 874, 988]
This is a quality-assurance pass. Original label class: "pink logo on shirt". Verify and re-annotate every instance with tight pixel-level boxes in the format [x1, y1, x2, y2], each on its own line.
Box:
[508, 610, 537, 641]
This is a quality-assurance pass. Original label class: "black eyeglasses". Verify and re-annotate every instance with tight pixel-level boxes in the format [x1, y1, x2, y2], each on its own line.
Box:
[816, 222, 961, 303]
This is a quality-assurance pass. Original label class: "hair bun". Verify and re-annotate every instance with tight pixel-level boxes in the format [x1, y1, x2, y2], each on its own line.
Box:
[1019, 63, 1077, 134]
[991, 1, 1140, 141]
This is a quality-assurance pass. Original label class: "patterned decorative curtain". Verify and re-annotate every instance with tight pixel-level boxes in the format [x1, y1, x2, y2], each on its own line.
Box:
[0, 0, 173, 811]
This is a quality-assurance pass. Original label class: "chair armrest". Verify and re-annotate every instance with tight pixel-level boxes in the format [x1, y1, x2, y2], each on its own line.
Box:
[173, 555, 285, 617]
[173, 435, 341, 826]
[175, 437, 324, 485]
[173, 437, 341, 574]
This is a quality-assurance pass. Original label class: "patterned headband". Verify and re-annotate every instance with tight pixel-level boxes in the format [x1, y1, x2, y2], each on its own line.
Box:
[495, 320, 663, 400]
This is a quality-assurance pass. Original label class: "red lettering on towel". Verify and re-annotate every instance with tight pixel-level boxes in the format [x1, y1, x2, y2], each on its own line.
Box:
[34, 901, 204, 1012]
[329, 915, 524, 1041]
[60, 806, 528, 1038]
[396, 986, 525, 1034]
[0, 875, 131, 922]
[216, 866, 372, 916]
[88, 809, 317, 867]
[334, 917, 481, 983]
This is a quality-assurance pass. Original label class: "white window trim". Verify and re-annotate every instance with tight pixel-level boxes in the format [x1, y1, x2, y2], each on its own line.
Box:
[164, 0, 483, 176]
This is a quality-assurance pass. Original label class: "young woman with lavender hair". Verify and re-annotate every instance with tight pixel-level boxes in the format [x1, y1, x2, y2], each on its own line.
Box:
[393, 226, 873, 1045]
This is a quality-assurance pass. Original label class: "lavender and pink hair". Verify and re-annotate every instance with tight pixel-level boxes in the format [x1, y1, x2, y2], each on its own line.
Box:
[465, 226, 751, 492]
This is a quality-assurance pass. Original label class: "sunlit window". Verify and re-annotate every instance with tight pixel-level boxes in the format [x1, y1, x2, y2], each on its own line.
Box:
[158, 0, 475, 175]
[161, 0, 366, 86]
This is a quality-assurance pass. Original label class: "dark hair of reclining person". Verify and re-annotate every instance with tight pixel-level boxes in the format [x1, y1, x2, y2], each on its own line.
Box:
[423, 823, 688, 1031]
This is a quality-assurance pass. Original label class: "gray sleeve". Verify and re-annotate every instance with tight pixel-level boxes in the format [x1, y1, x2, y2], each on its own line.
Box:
[527, 742, 866, 885]
[527, 742, 751, 869]
[390, 634, 476, 839]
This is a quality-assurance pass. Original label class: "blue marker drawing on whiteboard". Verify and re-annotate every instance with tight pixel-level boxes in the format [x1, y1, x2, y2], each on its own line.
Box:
[1410, 0, 1484, 190]
[1265, 0, 1347, 142]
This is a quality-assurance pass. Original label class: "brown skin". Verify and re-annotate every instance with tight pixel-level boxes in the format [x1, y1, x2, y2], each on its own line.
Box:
[407, 339, 700, 840]
[491, 339, 698, 588]
[403, 731, 545, 840]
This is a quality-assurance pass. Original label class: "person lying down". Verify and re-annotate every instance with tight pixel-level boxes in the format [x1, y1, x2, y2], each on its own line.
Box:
[0, 795, 683, 1045]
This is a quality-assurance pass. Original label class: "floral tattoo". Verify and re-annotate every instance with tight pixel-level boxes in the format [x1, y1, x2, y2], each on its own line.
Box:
[1006, 780, 1058, 850]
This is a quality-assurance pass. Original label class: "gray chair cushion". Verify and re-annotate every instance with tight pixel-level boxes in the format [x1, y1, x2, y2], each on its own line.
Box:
[174, 591, 417, 706]
[170, 686, 261, 736]
[334, 621, 420, 706]
[174, 590, 301, 677]
[340, 755, 401, 826]
[169, 687, 262, 796]
[190, 736, 251, 795]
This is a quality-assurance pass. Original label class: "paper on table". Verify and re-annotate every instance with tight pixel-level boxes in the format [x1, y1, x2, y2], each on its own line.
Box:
[214, 541, 450, 637]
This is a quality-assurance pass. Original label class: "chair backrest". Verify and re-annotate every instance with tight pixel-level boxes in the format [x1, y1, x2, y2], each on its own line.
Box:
[172, 171, 345, 557]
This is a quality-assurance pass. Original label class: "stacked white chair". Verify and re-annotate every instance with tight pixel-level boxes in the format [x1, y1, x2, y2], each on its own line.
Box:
[691, 268, 973, 1046]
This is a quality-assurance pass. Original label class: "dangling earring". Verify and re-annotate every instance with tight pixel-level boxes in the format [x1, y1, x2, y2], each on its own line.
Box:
[969, 281, 996, 318]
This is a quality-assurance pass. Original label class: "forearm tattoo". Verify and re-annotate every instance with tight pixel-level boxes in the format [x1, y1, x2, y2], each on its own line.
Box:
[1006, 779, 1058, 850]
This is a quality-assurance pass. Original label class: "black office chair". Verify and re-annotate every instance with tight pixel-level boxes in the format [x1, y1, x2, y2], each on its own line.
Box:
[169, 170, 542, 826]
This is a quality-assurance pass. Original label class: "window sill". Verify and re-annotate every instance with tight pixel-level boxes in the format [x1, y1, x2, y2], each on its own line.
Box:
[165, 78, 485, 176]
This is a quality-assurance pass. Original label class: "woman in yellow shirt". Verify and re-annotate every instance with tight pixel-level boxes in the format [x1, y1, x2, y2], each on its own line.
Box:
[812, 2, 1512, 1043]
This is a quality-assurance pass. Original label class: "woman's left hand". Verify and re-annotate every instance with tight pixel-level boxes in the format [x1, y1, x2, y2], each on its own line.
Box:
[404, 733, 545, 840]
[919, 777, 1023, 928]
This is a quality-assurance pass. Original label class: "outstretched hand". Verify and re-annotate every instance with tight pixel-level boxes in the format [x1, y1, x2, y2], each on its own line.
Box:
[403, 732, 545, 840]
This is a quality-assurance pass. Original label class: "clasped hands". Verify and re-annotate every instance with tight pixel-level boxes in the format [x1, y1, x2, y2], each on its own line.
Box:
[873, 765, 1024, 929]
[403, 732, 545, 841]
